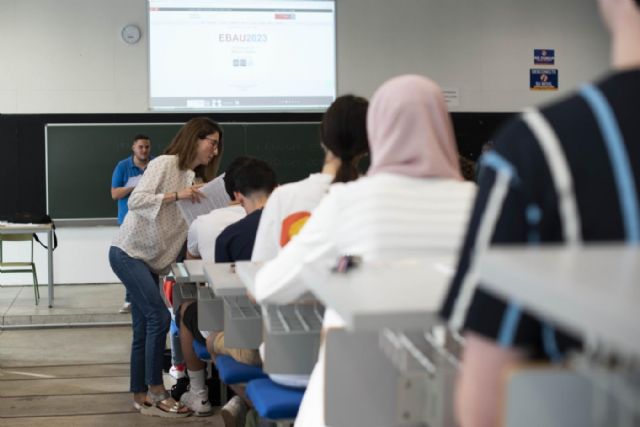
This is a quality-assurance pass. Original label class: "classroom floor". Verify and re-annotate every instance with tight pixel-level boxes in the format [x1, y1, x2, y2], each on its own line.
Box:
[0, 283, 225, 426]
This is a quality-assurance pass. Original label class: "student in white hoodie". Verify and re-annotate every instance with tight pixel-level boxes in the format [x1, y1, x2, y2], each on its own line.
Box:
[253, 75, 477, 426]
[252, 94, 369, 262]
[251, 94, 369, 388]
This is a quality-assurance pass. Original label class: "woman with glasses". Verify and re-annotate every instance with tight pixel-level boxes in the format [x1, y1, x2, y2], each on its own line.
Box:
[109, 117, 223, 417]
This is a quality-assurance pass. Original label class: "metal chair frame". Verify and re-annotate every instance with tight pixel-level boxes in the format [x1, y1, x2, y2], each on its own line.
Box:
[0, 233, 39, 304]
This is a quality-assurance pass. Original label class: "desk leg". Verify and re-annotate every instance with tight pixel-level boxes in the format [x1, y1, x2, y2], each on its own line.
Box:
[48, 228, 54, 308]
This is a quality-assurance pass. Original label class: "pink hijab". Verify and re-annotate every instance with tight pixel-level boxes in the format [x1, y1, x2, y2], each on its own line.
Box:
[366, 75, 463, 180]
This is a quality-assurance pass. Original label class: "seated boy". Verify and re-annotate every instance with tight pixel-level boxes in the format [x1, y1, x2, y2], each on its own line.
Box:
[186, 157, 250, 260]
[177, 158, 277, 418]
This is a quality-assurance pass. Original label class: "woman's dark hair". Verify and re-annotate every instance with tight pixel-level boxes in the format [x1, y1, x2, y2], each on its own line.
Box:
[458, 155, 476, 182]
[321, 95, 370, 184]
[164, 117, 224, 182]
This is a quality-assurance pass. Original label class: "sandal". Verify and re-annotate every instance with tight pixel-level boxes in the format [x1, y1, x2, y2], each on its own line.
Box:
[140, 391, 192, 418]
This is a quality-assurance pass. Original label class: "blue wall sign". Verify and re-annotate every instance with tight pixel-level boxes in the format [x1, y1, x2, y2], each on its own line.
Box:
[530, 68, 559, 91]
[534, 49, 555, 65]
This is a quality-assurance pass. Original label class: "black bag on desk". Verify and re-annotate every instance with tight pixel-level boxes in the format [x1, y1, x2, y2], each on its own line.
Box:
[2, 212, 58, 251]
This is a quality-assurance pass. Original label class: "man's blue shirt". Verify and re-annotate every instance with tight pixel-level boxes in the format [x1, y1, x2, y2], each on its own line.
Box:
[111, 156, 150, 225]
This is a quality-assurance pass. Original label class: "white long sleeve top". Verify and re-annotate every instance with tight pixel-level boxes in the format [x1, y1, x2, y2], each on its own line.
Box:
[254, 173, 477, 305]
[112, 155, 194, 274]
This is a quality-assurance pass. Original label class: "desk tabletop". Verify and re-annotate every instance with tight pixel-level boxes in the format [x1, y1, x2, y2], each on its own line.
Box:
[171, 263, 190, 283]
[302, 256, 455, 331]
[203, 262, 246, 296]
[0, 222, 53, 233]
[234, 261, 263, 296]
[479, 245, 640, 357]
[184, 260, 206, 283]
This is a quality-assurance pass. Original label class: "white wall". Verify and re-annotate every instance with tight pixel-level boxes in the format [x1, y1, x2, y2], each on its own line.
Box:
[337, 0, 610, 111]
[0, 0, 148, 113]
[0, 0, 610, 114]
[1, 227, 119, 285]
[0, 0, 612, 284]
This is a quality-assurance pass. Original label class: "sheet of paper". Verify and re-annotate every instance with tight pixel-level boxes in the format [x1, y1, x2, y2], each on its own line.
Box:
[125, 175, 141, 188]
[177, 174, 231, 225]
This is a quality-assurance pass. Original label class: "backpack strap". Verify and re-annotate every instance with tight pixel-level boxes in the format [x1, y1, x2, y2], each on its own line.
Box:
[33, 223, 58, 251]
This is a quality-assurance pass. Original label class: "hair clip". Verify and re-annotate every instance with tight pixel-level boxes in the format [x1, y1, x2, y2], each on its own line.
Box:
[332, 255, 362, 273]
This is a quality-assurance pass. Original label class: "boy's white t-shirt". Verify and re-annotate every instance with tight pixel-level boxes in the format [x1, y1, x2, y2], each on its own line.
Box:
[187, 204, 246, 261]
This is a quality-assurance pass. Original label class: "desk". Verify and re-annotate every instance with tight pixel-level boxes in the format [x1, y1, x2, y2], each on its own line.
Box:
[171, 263, 190, 283]
[302, 256, 454, 331]
[203, 262, 246, 296]
[184, 260, 206, 283]
[234, 261, 263, 296]
[479, 245, 640, 357]
[0, 223, 55, 307]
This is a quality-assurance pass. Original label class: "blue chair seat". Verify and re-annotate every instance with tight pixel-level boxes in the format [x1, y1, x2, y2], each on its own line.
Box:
[192, 339, 212, 361]
[246, 378, 305, 420]
[215, 354, 267, 384]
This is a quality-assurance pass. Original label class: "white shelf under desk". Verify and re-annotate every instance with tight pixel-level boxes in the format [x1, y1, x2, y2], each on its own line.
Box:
[203, 262, 246, 296]
[302, 256, 455, 331]
[478, 244, 640, 357]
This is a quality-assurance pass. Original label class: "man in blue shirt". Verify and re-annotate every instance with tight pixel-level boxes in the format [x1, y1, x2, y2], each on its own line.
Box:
[111, 134, 152, 225]
[111, 134, 152, 313]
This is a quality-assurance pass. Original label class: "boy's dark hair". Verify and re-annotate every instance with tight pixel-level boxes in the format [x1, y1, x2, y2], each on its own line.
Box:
[223, 156, 253, 200]
[232, 158, 277, 198]
[133, 134, 150, 142]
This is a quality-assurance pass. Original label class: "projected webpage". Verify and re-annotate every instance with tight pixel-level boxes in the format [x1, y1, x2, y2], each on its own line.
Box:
[149, 0, 336, 111]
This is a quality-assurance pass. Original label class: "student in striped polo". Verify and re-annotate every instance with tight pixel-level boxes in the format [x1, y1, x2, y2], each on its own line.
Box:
[440, 0, 640, 425]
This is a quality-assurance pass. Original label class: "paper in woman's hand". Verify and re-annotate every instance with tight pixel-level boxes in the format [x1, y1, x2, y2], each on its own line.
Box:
[177, 174, 231, 224]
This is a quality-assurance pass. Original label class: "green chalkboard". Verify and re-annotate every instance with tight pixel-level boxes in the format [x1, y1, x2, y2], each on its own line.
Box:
[46, 122, 322, 220]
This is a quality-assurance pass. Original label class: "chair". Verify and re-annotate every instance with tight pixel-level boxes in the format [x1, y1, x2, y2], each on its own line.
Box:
[246, 378, 305, 424]
[0, 233, 39, 304]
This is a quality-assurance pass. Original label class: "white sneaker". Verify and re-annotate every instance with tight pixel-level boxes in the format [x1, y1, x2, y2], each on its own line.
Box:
[180, 388, 212, 417]
[169, 364, 186, 379]
[119, 302, 132, 314]
[221, 396, 248, 427]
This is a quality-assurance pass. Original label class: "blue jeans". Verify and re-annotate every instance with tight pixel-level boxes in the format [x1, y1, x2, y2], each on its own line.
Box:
[109, 246, 169, 393]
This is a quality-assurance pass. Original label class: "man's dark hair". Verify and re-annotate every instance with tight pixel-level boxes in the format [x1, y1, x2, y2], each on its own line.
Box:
[133, 134, 150, 142]
[232, 158, 277, 198]
[223, 156, 252, 200]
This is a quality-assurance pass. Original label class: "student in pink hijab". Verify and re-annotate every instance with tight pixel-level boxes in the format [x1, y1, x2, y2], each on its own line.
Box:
[254, 74, 477, 427]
